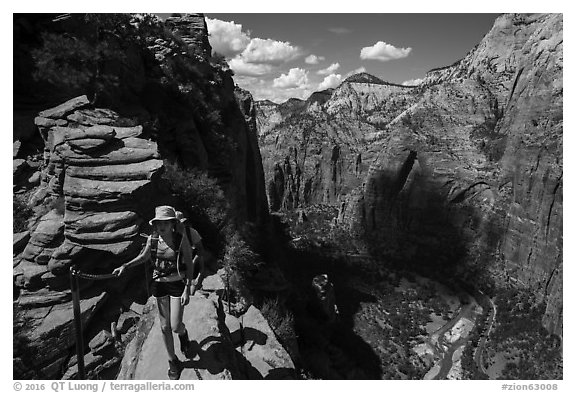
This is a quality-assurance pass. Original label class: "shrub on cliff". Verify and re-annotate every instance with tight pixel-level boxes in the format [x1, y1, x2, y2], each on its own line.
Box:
[161, 162, 231, 252]
[223, 233, 263, 299]
[260, 297, 297, 359]
[13, 195, 33, 233]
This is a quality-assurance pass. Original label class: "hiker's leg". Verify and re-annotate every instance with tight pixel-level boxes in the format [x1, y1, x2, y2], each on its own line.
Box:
[170, 295, 186, 335]
[156, 295, 177, 360]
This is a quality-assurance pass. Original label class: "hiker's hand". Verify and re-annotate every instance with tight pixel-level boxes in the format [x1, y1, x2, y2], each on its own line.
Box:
[190, 283, 197, 296]
[112, 265, 126, 276]
[181, 288, 190, 306]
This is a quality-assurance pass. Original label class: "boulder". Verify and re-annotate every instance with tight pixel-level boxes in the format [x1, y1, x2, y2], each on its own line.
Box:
[38, 95, 90, 119]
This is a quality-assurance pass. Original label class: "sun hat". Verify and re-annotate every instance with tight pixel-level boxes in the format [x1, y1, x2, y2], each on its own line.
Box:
[149, 205, 179, 226]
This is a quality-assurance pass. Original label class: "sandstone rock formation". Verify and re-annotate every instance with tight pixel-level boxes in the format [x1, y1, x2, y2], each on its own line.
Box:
[14, 96, 163, 378]
[13, 13, 273, 380]
[27, 96, 163, 279]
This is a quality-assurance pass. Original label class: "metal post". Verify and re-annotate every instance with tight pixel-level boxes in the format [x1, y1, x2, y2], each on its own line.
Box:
[70, 267, 86, 380]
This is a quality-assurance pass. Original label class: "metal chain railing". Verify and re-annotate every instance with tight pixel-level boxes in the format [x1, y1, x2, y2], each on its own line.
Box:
[69, 266, 121, 380]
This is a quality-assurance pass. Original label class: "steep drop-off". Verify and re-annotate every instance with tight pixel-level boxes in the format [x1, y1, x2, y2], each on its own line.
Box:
[255, 13, 562, 337]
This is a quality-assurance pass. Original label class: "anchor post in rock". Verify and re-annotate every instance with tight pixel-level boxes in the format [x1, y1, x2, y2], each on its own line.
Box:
[70, 266, 86, 380]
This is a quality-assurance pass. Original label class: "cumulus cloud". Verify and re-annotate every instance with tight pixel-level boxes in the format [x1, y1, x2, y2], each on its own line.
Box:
[360, 41, 412, 62]
[206, 18, 251, 58]
[206, 17, 302, 78]
[238, 77, 311, 103]
[318, 74, 343, 90]
[305, 54, 325, 64]
[228, 58, 274, 76]
[273, 68, 310, 89]
[241, 38, 301, 65]
[402, 77, 425, 86]
[328, 27, 352, 34]
[317, 62, 340, 75]
[345, 67, 367, 78]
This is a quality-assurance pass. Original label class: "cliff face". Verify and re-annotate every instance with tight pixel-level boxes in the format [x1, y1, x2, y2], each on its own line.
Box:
[255, 14, 562, 336]
[13, 13, 270, 379]
[256, 77, 419, 211]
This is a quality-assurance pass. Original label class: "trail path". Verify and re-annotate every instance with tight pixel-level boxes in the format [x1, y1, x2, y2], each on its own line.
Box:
[117, 273, 295, 380]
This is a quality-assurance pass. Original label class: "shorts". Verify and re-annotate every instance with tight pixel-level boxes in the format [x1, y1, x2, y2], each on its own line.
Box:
[151, 280, 186, 298]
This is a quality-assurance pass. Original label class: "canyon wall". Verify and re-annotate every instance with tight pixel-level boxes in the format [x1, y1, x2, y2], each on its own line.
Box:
[255, 13, 563, 336]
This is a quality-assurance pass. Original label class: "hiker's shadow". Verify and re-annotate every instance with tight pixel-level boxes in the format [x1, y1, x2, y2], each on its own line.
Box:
[182, 329, 293, 379]
[242, 327, 267, 350]
[182, 336, 231, 376]
[182, 336, 263, 379]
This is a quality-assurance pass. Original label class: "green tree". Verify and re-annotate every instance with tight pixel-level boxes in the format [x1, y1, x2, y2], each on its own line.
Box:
[31, 13, 155, 104]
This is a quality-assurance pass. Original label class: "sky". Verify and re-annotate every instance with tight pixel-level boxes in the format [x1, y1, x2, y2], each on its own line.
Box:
[197, 13, 500, 103]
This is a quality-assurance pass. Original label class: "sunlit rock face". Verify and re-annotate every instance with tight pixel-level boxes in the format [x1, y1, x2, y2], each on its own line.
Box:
[256, 14, 563, 337]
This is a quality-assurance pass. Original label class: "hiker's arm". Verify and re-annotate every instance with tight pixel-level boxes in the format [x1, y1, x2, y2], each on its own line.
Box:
[113, 237, 151, 275]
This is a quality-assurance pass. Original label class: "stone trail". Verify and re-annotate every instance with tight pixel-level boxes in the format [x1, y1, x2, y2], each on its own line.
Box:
[117, 272, 296, 380]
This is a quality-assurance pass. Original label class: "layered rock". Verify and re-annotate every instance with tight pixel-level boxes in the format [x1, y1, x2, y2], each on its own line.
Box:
[23, 96, 163, 279]
[256, 74, 420, 212]
[14, 96, 163, 379]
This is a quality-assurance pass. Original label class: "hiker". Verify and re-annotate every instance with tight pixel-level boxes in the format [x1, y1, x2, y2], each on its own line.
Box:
[112, 205, 205, 380]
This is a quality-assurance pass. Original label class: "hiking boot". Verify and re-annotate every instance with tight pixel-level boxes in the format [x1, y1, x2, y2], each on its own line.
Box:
[178, 330, 192, 358]
[168, 358, 183, 380]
